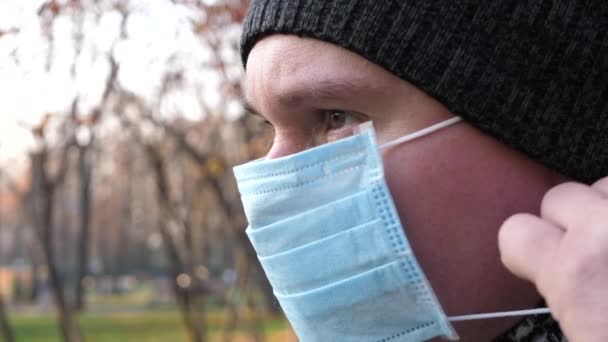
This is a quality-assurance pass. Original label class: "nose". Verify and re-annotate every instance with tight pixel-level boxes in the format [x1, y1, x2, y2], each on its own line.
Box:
[265, 130, 316, 159]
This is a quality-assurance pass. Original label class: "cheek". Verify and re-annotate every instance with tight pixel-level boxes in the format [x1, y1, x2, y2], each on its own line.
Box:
[383, 125, 557, 329]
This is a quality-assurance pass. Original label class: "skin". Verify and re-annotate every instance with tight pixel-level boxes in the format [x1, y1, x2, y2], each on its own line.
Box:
[244, 35, 608, 341]
[499, 179, 608, 342]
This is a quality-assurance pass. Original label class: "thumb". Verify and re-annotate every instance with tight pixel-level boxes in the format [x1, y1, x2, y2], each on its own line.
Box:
[498, 213, 563, 283]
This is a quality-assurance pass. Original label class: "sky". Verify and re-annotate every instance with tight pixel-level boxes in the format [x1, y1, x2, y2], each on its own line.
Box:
[0, 0, 48, 165]
[0, 0, 241, 170]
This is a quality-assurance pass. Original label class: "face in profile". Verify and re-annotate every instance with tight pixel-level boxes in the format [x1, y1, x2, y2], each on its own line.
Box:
[244, 35, 564, 341]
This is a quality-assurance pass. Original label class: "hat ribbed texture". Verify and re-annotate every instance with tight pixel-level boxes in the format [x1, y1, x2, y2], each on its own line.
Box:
[241, 0, 608, 183]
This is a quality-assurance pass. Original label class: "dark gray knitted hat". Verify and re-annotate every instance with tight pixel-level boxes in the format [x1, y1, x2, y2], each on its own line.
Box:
[240, 1, 608, 184]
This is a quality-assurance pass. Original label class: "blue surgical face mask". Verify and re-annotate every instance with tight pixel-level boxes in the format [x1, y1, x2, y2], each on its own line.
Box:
[233, 117, 549, 341]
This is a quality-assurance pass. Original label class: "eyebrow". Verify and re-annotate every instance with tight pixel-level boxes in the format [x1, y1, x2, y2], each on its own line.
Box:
[309, 78, 363, 102]
[242, 77, 373, 117]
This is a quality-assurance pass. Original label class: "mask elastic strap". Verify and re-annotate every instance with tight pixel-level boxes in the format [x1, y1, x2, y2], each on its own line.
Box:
[379, 117, 462, 151]
[377, 117, 549, 322]
[447, 307, 551, 322]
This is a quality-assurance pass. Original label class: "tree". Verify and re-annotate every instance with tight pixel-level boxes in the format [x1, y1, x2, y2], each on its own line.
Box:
[0, 164, 15, 342]
[2, 1, 289, 341]
[26, 116, 83, 342]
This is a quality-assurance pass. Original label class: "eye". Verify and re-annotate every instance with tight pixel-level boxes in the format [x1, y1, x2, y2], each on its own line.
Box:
[327, 110, 355, 130]
[322, 110, 368, 142]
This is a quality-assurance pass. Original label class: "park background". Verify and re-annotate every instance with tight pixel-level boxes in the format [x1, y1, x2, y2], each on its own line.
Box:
[0, 0, 293, 341]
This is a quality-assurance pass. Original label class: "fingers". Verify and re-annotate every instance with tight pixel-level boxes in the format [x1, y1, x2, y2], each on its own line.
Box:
[500, 177, 608, 342]
[541, 182, 607, 231]
[498, 213, 564, 283]
[592, 176, 608, 196]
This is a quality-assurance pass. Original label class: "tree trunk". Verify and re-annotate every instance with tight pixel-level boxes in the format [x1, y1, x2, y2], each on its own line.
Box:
[30, 151, 83, 342]
[0, 297, 14, 342]
[147, 146, 205, 342]
[42, 239, 83, 342]
[159, 224, 204, 342]
[0, 182, 15, 342]
[39, 189, 83, 342]
[29, 262, 39, 303]
[75, 145, 92, 311]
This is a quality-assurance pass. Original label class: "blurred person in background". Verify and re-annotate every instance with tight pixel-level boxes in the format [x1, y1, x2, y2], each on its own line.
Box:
[233, 1, 608, 341]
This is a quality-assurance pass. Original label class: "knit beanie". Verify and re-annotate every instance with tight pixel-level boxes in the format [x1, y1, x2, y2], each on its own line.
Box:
[240, 1, 608, 184]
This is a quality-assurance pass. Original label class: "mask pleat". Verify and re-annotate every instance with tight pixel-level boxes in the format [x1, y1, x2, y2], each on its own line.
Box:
[246, 190, 375, 256]
[260, 219, 393, 294]
[233, 122, 460, 341]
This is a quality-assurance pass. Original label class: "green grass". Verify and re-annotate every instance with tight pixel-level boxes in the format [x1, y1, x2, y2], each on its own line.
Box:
[10, 311, 292, 342]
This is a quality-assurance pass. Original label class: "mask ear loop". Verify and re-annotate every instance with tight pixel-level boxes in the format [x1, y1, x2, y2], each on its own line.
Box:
[379, 117, 462, 151]
[373, 116, 553, 322]
[448, 308, 551, 322]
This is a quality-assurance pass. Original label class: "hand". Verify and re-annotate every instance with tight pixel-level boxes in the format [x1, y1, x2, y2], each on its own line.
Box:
[498, 177, 608, 342]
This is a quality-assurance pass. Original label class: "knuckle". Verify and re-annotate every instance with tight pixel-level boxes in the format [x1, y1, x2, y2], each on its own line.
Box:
[561, 248, 606, 285]
[573, 195, 608, 231]
[542, 182, 582, 207]
[591, 176, 608, 193]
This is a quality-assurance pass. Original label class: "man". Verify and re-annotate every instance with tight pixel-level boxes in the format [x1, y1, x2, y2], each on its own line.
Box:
[233, 1, 608, 341]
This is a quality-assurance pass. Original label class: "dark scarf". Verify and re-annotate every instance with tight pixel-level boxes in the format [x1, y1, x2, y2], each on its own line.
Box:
[494, 314, 566, 342]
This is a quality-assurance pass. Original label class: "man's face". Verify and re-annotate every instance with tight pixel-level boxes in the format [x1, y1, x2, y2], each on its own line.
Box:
[244, 35, 564, 340]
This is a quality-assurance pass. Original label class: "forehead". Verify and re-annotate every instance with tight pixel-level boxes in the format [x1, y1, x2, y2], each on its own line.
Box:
[244, 35, 402, 109]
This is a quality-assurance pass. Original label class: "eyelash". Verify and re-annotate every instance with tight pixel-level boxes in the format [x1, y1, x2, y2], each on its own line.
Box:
[323, 110, 365, 131]
[255, 109, 365, 139]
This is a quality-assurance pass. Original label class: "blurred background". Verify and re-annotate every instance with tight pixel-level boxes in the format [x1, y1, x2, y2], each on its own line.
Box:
[0, 0, 288, 341]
